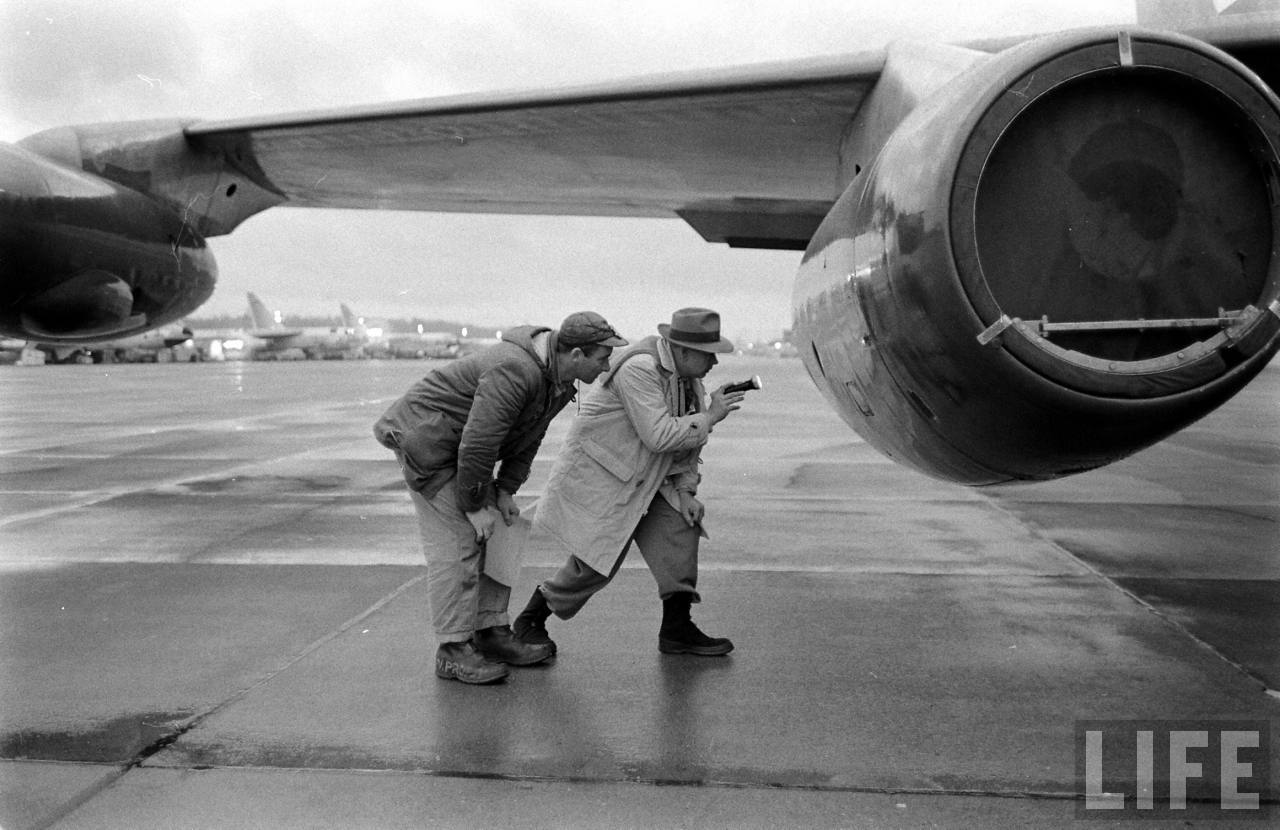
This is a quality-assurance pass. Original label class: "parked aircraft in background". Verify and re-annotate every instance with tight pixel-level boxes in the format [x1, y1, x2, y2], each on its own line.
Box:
[244, 293, 365, 360]
[0, 322, 195, 365]
[338, 304, 372, 340]
[336, 303, 406, 358]
[339, 303, 453, 359]
[1, 1, 1277, 483]
[185, 319, 258, 362]
[337, 304, 472, 360]
[456, 328, 501, 357]
[371, 326, 462, 360]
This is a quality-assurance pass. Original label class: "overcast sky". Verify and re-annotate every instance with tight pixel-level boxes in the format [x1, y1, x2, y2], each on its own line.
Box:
[1, 0, 1135, 340]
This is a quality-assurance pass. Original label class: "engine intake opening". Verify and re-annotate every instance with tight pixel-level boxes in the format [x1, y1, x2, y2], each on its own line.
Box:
[977, 72, 1270, 362]
[953, 34, 1280, 396]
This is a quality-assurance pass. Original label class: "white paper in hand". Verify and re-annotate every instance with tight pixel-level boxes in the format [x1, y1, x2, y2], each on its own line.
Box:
[483, 513, 532, 587]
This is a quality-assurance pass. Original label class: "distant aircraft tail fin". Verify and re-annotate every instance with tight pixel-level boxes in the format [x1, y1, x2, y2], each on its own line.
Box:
[246, 292, 279, 330]
[340, 303, 359, 329]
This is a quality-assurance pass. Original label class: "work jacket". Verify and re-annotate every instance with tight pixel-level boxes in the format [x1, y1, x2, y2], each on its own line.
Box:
[535, 336, 711, 573]
[373, 326, 576, 513]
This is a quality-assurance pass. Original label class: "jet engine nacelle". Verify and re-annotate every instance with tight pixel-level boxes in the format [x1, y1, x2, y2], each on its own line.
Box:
[0, 140, 217, 342]
[0, 120, 281, 343]
[793, 28, 1280, 484]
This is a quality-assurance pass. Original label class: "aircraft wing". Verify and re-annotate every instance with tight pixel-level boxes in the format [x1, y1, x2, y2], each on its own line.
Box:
[181, 21, 1277, 250]
[185, 53, 887, 249]
[247, 330, 303, 341]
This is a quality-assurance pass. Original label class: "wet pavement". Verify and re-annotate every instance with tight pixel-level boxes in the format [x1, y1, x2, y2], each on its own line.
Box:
[0, 355, 1276, 828]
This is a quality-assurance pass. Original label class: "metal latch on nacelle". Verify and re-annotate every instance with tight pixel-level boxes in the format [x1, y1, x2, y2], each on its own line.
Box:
[977, 303, 1279, 347]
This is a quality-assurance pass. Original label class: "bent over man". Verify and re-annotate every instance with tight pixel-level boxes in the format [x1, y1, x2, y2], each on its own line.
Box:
[374, 312, 627, 685]
[515, 307, 746, 657]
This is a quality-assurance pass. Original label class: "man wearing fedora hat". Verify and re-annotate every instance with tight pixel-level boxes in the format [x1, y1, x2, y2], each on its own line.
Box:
[515, 308, 747, 657]
[374, 311, 628, 684]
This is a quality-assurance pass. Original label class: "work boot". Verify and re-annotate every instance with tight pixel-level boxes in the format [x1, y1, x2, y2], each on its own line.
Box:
[512, 587, 557, 655]
[474, 624, 554, 666]
[434, 641, 509, 684]
[658, 593, 733, 656]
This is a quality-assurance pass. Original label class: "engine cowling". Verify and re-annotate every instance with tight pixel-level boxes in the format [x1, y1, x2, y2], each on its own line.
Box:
[0, 141, 218, 342]
[793, 28, 1280, 484]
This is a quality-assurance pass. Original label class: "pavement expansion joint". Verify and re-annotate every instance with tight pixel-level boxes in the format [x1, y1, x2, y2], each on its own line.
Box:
[20, 572, 430, 830]
[131, 762, 1088, 803]
[978, 494, 1279, 696]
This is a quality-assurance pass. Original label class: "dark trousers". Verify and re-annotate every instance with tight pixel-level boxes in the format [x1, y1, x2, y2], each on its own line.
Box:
[540, 494, 701, 619]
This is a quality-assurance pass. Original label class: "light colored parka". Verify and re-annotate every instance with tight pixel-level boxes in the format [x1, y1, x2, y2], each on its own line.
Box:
[535, 335, 713, 574]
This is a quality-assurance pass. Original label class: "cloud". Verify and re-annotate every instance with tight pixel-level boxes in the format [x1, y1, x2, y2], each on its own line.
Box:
[2, 0, 1134, 139]
[1, 2, 200, 133]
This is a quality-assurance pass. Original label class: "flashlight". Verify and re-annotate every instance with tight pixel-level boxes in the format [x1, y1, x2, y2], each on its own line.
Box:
[723, 376, 762, 394]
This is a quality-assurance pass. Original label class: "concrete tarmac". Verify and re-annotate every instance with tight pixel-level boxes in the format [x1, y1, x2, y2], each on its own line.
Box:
[0, 354, 1276, 829]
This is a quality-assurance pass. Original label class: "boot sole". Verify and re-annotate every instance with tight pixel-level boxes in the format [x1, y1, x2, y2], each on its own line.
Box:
[512, 626, 558, 657]
[435, 662, 510, 684]
[658, 638, 734, 656]
[487, 647, 555, 667]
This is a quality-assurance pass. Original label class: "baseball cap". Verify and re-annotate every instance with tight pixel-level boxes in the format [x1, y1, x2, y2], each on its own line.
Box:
[558, 311, 629, 348]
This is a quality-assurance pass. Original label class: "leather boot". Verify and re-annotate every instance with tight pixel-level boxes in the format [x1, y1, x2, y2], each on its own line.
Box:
[474, 624, 554, 666]
[512, 587, 557, 655]
[434, 641, 509, 684]
[659, 593, 733, 656]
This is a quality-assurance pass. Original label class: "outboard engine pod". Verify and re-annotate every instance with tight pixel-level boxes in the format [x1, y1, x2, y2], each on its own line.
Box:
[954, 30, 1280, 397]
[794, 29, 1280, 484]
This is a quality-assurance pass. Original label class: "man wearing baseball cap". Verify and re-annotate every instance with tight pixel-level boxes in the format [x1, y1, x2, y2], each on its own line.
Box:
[374, 311, 627, 684]
[515, 307, 747, 658]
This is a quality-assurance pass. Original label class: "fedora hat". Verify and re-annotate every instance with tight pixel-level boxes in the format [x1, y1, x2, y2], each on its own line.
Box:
[657, 307, 733, 353]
